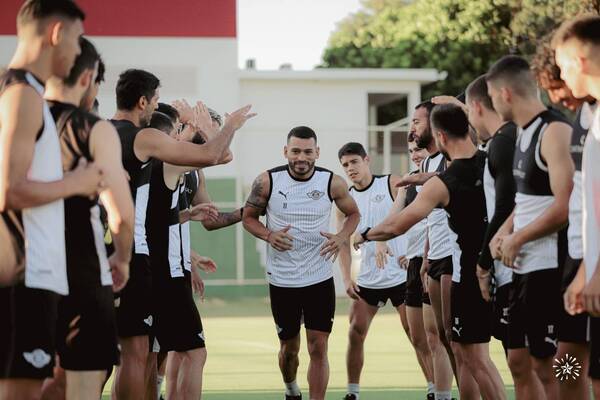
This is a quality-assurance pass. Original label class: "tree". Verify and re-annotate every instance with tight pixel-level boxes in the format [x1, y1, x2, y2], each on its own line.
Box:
[321, 0, 598, 100]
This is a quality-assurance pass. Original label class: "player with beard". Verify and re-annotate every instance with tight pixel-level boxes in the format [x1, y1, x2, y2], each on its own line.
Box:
[355, 104, 507, 400]
[243, 126, 360, 400]
[486, 55, 574, 400]
[0, 2, 103, 399]
[409, 102, 463, 400]
[110, 68, 255, 399]
[337, 141, 434, 400]
[532, 38, 596, 400]
[554, 14, 600, 400]
[40, 37, 134, 400]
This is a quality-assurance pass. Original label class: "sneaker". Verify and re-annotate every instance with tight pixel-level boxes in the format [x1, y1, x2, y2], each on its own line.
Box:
[285, 395, 302, 400]
[426, 394, 434, 400]
[343, 394, 357, 400]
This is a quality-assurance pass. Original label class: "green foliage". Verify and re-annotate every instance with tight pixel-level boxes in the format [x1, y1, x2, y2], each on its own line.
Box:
[322, 0, 599, 100]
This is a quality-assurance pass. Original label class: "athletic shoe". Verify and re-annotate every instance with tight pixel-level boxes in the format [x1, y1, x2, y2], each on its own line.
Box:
[343, 394, 357, 400]
[426, 394, 434, 400]
[285, 395, 302, 400]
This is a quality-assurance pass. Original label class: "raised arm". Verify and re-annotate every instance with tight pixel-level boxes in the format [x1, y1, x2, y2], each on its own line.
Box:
[90, 121, 134, 291]
[500, 122, 573, 267]
[362, 176, 448, 243]
[135, 105, 255, 168]
[0, 85, 101, 211]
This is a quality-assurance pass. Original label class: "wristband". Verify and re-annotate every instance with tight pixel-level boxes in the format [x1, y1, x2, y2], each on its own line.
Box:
[360, 227, 371, 242]
[239, 207, 244, 218]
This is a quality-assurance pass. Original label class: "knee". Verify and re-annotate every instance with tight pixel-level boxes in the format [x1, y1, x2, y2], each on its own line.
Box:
[508, 353, 531, 380]
[307, 337, 328, 360]
[425, 329, 440, 352]
[348, 322, 368, 343]
[411, 332, 429, 353]
[442, 327, 453, 347]
[280, 344, 299, 362]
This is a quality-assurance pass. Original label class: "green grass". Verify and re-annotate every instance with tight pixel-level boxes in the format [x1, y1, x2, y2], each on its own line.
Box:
[102, 297, 517, 399]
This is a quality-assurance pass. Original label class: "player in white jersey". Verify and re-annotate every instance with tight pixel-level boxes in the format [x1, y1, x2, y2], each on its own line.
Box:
[0, 2, 103, 399]
[338, 142, 434, 400]
[409, 102, 460, 400]
[486, 55, 574, 400]
[554, 14, 600, 399]
[243, 126, 360, 400]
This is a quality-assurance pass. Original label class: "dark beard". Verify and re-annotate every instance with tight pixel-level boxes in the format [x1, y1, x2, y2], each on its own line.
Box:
[288, 160, 315, 176]
[416, 128, 432, 148]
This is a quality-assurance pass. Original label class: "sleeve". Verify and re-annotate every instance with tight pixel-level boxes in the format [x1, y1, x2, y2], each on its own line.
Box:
[478, 135, 516, 269]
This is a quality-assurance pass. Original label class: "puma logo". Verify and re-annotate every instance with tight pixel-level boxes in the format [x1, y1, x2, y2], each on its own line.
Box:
[452, 326, 462, 336]
[278, 190, 288, 200]
[544, 336, 558, 348]
[23, 349, 51, 369]
[144, 315, 153, 326]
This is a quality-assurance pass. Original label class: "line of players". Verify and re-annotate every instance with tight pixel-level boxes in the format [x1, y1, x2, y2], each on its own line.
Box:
[2, 2, 600, 400]
[0, 1, 255, 400]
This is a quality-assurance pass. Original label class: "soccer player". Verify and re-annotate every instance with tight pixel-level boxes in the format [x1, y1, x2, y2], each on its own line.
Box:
[337, 142, 434, 400]
[109, 69, 254, 398]
[532, 38, 595, 400]
[460, 75, 516, 356]
[409, 102, 460, 400]
[486, 55, 574, 400]
[356, 104, 507, 400]
[0, 2, 102, 399]
[243, 126, 360, 400]
[553, 14, 600, 400]
[356, 104, 506, 399]
[42, 37, 134, 400]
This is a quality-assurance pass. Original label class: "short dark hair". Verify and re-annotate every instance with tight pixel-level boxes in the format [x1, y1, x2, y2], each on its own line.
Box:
[415, 100, 435, 114]
[532, 34, 561, 83]
[338, 142, 367, 160]
[95, 56, 105, 84]
[208, 108, 223, 127]
[486, 55, 536, 97]
[17, 0, 85, 29]
[157, 103, 180, 124]
[287, 126, 317, 143]
[552, 14, 600, 48]
[63, 37, 98, 87]
[466, 75, 494, 111]
[116, 69, 160, 111]
[430, 104, 469, 139]
[149, 112, 173, 134]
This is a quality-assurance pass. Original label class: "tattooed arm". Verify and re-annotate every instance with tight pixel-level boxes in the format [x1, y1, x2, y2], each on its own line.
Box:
[241, 172, 271, 241]
[192, 170, 242, 230]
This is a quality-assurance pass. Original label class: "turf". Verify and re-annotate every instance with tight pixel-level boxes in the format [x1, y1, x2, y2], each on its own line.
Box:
[102, 297, 517, 399]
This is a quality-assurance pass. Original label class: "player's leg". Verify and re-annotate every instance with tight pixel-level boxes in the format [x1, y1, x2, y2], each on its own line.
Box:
[303, 278, 336, 400]
[425, 281, 454, 399]
[458, 343, 506, 400]
[270, 283, 303, 399]
[346, 290, 378, 399]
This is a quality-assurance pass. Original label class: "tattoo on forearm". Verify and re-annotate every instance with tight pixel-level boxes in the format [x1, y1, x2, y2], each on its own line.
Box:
[245, 176, 268, 210]
[210, 210, 242, 229]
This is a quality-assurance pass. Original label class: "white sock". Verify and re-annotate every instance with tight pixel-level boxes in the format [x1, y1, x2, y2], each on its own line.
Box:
[156, 374, 164, 396]
[284, 380, 301, 396]
[435, 390, 452, 400]
[347, 383, 360, 398]
[427, 381, 435, 395]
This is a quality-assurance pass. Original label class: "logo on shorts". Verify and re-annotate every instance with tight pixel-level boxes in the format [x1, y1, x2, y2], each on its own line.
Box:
[452, 317, 462, 337]
[276, 324, 283, 334]
[306, 190, 325, 200]
[544, 336, 558, 348]
[144, 315, 153, 326]
[198, 331, 205, 341]
[372, 194, 385, 203]
[23, 349, 51, 369]
[553, 353, 581, 381]
[377, 300, 386, 308]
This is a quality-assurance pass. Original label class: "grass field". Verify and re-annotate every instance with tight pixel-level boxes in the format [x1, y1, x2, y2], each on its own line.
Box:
[102, 295, 517, 399]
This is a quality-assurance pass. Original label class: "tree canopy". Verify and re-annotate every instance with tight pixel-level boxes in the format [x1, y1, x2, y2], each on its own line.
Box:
[321, 0, 599, 99]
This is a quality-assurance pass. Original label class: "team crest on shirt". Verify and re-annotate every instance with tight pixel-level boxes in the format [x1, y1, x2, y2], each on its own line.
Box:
[372, 194, 386, 203]
[306, 190, 325, 200]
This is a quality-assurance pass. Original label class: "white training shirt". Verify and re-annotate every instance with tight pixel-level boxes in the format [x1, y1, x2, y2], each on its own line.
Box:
[349, 175, 407, 289]
[265, 166, 334, 287]
[583, 108, 600, 283]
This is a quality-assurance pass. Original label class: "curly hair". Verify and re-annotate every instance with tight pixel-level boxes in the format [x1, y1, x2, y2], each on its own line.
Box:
[531, 34, 561, 83]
